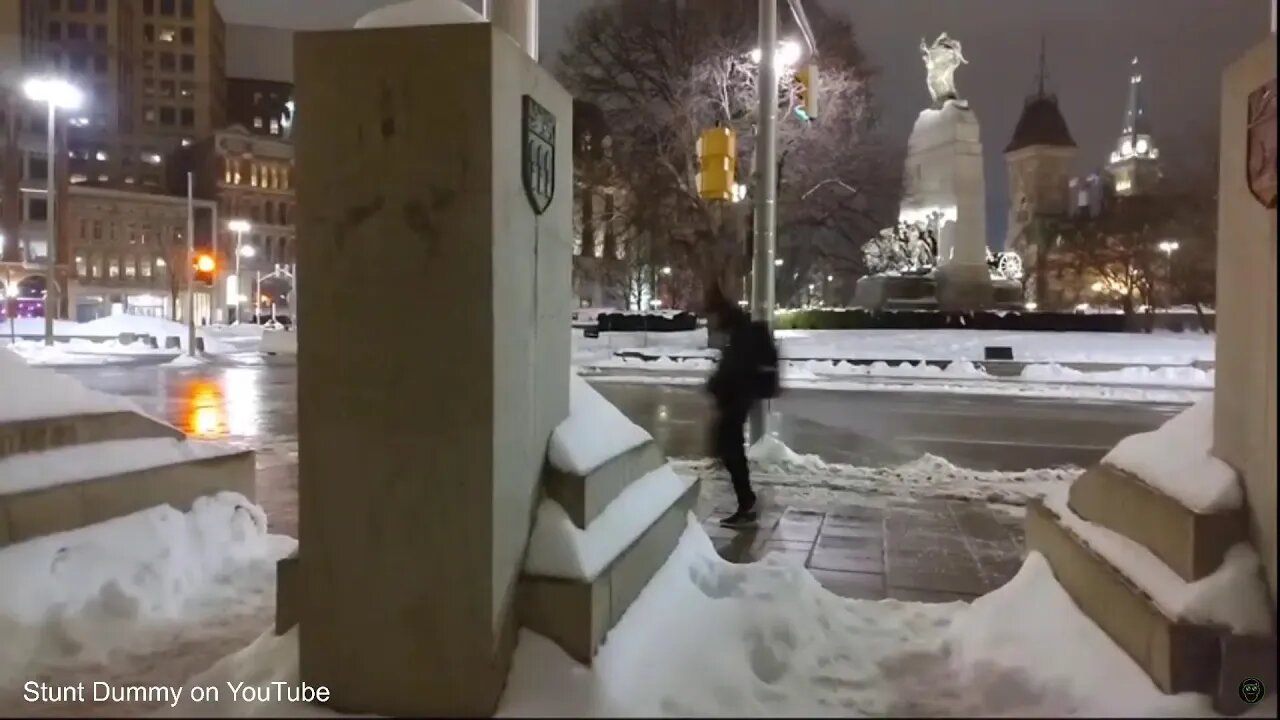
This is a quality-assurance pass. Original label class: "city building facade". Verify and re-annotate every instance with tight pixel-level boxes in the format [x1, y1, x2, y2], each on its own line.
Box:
[572, 99, 631, 310]
[1105, 57, 1162, 196]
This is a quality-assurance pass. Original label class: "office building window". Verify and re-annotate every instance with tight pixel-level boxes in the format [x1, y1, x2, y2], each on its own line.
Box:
[95, 0, 107, 12]
[108, 256, 119, 278]
[48, 22, 61, 40]
[179, 108, 194, 127]
[29, 154, 48, 181]
[181, 0, 194, 18]
[144, 24, 155, 42]
[124, 256, 136, 278]
[270, 118, 280, 135]
[179, 81, 194, 98]
[69, 53, 88, 73]
[142, 51, 154, 70]
[93, 55, 107, 73]
[160, 0, 175, 15]
[143, 79, 154, 96]
[159, 107, 175, 125]
[94, 24, 106, 41]
[76, 255, 88, 277]
[143, 0, 154, 14]
[91, 254, 102, 278]
[181, 27, 194, 45]
[92, 220, 103, 239]
[159, 52, 175, 71]
[68, 22, 86, 40]
[180, 54, 194, 72]
[159, 27, 175, 43]
[143, 106, 157, 124]
[253, 116, 263, 129]
[70, 0, 87, 11]
[141, 259, 152, 278]
[27, 198, 48, 222]
[159, 80, 174, 98]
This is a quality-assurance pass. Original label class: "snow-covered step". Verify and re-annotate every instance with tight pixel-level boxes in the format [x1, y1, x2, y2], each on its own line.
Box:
[1026, 490, 1274, 698]
[0, 437, 255, 547]
[519, 465, 700, 664]
[543, 440, 666, 529]
[1069, 464, 1247, 583]
[0, 410, 183, 460]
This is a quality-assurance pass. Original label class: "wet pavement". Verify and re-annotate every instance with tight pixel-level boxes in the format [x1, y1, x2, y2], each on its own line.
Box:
[53, 360, 1178, 599]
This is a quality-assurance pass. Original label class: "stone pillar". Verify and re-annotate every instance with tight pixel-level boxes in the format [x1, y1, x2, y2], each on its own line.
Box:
[901, 102, 992, 311]
[1212, 36, 1276, 602]
[292, 23, 571, 716]
[491, 0, 538, 62]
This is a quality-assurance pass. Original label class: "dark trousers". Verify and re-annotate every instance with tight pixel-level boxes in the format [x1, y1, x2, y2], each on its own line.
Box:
[713, 404, 755, 512]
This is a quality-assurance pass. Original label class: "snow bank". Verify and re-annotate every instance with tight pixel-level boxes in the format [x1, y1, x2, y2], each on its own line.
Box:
[354, 0, 484, 28]
[168, 353, 211, 367]
[1104, 398, 1241, 512]
[525, 465, 693, 581]
[172, 516, 1220, 717]
[0, 438, 232, 496]
[1022, 362, 1214, 388]
[686, 436, 1080, 507]
[1043, 486, 1272, 636]
[547, 375, 652, 476]
[0, 492, 293, 689]
[0, 347, 135, 422]
[259, 329, 297, 355]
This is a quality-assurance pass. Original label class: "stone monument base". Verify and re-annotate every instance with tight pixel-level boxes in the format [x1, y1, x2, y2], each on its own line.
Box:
[853, 273, 938, 311]
[935, 262, 994, 311]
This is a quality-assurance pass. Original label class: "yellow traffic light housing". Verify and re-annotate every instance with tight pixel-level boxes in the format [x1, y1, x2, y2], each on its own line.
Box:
[795, 64, 819, 121]
[696, 127, 737, 201]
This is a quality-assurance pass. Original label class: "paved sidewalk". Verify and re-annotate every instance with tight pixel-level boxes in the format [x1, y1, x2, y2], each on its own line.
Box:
[696, 479, 1027, 603]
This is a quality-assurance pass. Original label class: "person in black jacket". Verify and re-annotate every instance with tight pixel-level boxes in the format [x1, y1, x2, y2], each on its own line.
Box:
[705, 286, 778, 528]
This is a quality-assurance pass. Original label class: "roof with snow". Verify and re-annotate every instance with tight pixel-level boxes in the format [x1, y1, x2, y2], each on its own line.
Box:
[1005, 95, 1076, 153]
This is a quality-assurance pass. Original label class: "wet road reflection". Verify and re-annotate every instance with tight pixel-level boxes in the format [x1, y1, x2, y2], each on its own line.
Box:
[57, 362, 1180, 471]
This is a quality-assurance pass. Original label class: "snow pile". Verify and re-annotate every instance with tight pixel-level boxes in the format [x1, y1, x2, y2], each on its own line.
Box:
[170, 516, 1217, 717]
[1, 438, 232, 495]
[1042, 486, 1272, 635]
[796, 359, 989, 380]
[0, 347, 135, 422]
[525, 466, 693, 581]
[548, 375, 652, 475]
[0, 493, 294, 693]
[168, 353, 211, 368]
[1103, 397, 1241, 512]
[354, 0, 484, 28]
[260, 329, 297, 355]
[681, 439, 1080, 507]
[746, 435, 827, 473]
[1022, 362, 1214, 388]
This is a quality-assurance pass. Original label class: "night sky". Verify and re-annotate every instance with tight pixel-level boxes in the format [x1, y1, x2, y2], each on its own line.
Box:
[216, 0, 1273, 246]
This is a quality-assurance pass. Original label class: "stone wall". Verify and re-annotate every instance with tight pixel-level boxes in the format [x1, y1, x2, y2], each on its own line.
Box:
[1213, 36, 1277, 602]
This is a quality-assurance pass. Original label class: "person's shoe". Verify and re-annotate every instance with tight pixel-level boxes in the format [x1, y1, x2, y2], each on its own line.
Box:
[719, 509, 758, 529]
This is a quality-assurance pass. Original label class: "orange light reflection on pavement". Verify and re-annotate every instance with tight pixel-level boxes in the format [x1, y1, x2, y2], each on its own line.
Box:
[186, 380, 227, 438]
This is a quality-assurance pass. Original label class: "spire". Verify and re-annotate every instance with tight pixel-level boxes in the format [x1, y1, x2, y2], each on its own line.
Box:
[1121, 56, 1150, 137]
[1036, 34, 1048, 98]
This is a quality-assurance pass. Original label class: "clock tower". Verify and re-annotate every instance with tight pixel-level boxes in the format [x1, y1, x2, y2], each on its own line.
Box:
[1106, 57, 1162, 196]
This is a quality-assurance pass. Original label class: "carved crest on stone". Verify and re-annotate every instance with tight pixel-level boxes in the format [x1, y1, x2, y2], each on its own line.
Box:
[521, 95, 556, 215]
[1247, 78, 1277, 209]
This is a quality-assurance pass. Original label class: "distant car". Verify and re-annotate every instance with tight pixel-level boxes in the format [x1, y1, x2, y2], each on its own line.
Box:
[253, 314, 293, 329]
[571, 307, 620, 328]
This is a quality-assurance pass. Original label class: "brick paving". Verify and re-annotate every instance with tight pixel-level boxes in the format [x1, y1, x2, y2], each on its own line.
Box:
[697, 487, 1027, 603]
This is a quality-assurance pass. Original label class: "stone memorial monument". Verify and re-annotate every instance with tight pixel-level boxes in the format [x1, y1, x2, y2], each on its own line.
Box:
[854, 34, 1015, 311]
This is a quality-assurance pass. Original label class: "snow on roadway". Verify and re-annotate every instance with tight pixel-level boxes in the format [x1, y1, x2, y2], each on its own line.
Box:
[574, 327, 1215, 366]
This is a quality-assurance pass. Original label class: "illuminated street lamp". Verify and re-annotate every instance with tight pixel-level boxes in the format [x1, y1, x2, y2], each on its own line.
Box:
[749, 39, 802, 69]
[24, 76, 84, 346]
[228, 219, 252, 322]
[1158, 240, 1180, 256]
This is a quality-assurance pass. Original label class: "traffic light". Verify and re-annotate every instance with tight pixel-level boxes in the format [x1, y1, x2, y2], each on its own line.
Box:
[696, 126, 736, 201]
[194, 253, 216, 286]
[794, 64, 819, 121]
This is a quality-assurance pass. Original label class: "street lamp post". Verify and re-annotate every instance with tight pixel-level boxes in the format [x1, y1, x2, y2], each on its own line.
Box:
[749, 0, 781, 445]
[228, 219, 252, 323]
[23, 77, 83, 347]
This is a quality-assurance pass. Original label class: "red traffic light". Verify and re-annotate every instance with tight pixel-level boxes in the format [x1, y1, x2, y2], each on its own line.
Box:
[195, 254, 216, 273]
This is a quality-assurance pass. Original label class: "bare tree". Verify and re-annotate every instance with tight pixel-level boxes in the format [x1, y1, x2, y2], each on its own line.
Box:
[558, 0, 895, 310]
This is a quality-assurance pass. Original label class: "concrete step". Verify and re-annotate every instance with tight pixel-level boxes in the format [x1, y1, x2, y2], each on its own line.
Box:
[517, 477, 699, 664]
[1069, 463, 1248, 582]
[1025, 498, 1221, 694]
[0, 411, 182, 460]
[543, 440, 666, 529]
[0, 440, 255, 547]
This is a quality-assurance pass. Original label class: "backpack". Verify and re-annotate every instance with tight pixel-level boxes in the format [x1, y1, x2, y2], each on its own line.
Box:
[748, 321, 781, 399]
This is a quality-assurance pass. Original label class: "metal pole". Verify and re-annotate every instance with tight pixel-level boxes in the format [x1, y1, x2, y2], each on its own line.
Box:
[186, 172, 196, 355]
[234, 229, 242, 323]
[749, 0, 779, 444]
[255, 270, 261, 324]
[43, 101, 56, 346]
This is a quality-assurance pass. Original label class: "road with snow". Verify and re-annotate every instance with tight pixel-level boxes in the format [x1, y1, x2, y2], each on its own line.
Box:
[55, 360, 1183, 473]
